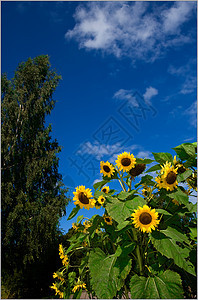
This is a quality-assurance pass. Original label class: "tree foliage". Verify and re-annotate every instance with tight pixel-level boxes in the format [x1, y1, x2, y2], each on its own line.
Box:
[1, 55, 69, 298]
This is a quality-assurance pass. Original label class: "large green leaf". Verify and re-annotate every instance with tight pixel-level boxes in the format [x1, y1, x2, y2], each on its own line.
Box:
[106, 196, 146, 225]
[67, 205, 80, 220]
[168, 188, 189, 206]
[93, 179, 109, 190]
[130, 270, 183, 299]
[150, 231, 195, 276]
[89, 247, 131, 299]
[177, 169, 192, 183]
[118, 190, 136, 200]
[135, 158, 154, 164]
[161, 226, 189, 244]
[174, 143, 196, 159]
[146, 164, 162, 173]
[152, 152, 173, 164]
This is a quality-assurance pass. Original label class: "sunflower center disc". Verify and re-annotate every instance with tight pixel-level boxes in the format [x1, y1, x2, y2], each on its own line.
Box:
[102, 188, 107, 193]
[121, 158, 131, 166]
[139, 212, 152, 225]
[166, 171, 177, 184]
[106, 217, 110, 222]
[103, 165, 110, 173]
[78, 192, 90, 204]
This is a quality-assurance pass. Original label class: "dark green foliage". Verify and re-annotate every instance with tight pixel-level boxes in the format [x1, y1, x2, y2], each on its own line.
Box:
[1, 55, 70, 298]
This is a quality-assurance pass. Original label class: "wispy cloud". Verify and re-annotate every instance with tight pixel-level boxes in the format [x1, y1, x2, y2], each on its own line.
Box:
[76, 141, 122, 160]
[65, 2, 196, 62]
[143, 87, 158, 105]
[114, 86, 158, 106]
[183, 101, 197, 127]
[168, 59, 196, 95]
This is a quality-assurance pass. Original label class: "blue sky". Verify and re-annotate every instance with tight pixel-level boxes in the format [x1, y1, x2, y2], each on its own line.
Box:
[2, 1, 197, 233]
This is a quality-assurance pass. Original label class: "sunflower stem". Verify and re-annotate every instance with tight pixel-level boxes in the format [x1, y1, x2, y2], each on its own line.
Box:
[132, 228, 144, 276]
[117, 168, 127, 191]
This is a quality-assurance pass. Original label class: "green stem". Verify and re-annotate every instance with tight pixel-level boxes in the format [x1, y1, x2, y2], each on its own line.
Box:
[124, 284, 130, 299]
[117, 168, 127, 192]
[132, 228, 143, 276]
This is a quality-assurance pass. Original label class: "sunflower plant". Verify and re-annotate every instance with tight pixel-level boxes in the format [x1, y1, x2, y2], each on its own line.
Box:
[50, 142, 197, 299]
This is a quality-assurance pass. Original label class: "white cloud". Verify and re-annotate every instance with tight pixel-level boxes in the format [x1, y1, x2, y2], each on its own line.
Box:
[143, 87, 158, 104]
[114, 86, 158, 106]
[77, 141, 122, 160]
[162, 2, 195, 34]
[113, 89, 139, 107]
[168, 59, 196, 95]
[136, 151, 153, 160]
[65, 2, 196, 62]
[183, 101, 197, 127]
[180, 76, 197, 95]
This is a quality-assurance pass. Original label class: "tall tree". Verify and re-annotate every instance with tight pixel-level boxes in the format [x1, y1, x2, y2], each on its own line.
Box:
[1, 55, 70, 298]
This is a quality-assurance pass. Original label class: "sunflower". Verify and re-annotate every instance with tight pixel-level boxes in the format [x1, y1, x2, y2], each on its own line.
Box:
[98, 195, 105, 206]
[83, 220, 91, 233]
[155, 176, 166, 189]
[142, 185, 152, 197]
[73, 186, 96, 210]
[129, 163, 146, 177]
[103, 215, 113, 225]
[131, 205, 160, 233]
[161, 163, 178, 191]
[72, 283, 87, 293]
[116, 152, 136, 172]
[72, 223, 79, 231]
[101, 186, 110, 194]
[100, 161, 115, 178]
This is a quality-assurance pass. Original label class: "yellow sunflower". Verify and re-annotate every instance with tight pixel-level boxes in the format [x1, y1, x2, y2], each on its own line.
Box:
[131, 205, 160, 233]
[101, 186, 110, 194]
[73, 186, 96, 210]
[83, 220, 91, 233]
[161, 164, 178, 191]
[155, 176, 165, 189]
[100, 161, 115, 178]
[142, 185, 152, 197]
[116, 152, 136, 172]
[72, 283, 87, 293]
[72, 223, 79, 230]
[103, 215, 113, 225]
[98, 195, 105, 206]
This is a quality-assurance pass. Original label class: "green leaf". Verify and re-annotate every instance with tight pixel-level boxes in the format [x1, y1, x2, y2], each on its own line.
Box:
[161, 226, 189, 244]
[146, 164, 162, 173]
[106, 196, 146, 225]
[177, 169, 192, 183]
[152, 152, 173, 164]
[168, 188, 189, 207]
[93, 179, 109, 190]
[89, 247, 131, 299]
[118, 190, 136, 200]
[135, 158, 154, 164]
[130, 270, 183, 299]
[189, 227, 197, 240]
[67, 205, 80, 220]
[156, 209, 172, 216]
[174, 143, 196, 160]
[77, 215, 84, 223]
[135, 175, 155, 187]
[150, 230, 196, 276]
